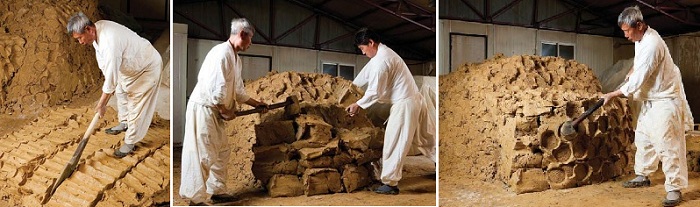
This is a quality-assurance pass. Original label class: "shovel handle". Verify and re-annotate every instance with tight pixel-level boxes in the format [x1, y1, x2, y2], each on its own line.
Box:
[571, 98, 605, 126]
[234, 100, 287, 117]
[71, 113, 101, 163]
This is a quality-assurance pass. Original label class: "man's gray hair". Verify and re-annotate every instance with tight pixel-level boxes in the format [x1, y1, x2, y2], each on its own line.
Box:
[230, 18, 254, 36]
[618, 6, 644, 27]
[66, 12, 94, 34]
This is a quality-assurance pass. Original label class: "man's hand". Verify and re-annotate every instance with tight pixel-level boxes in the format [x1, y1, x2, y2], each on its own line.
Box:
[601, 90, 623, 105]
[96, 92, 112, 118]
[95, 105, 106, 118]
[245, 98, 268, 114]
[346, 103, 361, 117]
[219, 107, 236, 121]
[256, 103, 269, 114]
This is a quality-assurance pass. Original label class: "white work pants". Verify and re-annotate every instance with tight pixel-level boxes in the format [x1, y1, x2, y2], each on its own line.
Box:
[633, 98, 688, 192]
[121, 56, 162, 144]
[381, 95, 435, 186]
[179, 102, 230, 203]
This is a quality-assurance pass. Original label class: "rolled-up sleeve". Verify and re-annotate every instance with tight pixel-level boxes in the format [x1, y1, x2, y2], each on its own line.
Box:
[356, 61, 389, 109]
[353, 65, 369, 88]
[620, 42, 660, 96]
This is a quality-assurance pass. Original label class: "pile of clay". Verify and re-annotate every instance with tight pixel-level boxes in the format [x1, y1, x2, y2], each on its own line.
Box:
[439, 55, 635, 193]
[0, 0, 103, 114]
[0, 106, 170, 206]
[225, 71, 385, 197]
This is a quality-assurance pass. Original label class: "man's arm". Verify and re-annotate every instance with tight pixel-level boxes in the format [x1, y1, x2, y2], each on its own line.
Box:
[347, 61, 390, 116]
[95, 92, 113, 118]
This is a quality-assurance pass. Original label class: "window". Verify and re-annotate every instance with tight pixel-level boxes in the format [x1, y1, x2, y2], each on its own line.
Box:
[322, 63, 355, 80]
[541, 42, 575, 60]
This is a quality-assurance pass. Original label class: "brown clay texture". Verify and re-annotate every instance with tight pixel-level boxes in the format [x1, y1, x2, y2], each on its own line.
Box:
[224, 71, 385, 197]
[439, 55, 635, 193]
[0, 106, 170, 206]
[0, 0, 103, 114]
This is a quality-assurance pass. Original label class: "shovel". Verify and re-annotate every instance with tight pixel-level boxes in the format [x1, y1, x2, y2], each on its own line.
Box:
[234, 95, 300, 117]
[559, 99, 605, 137]
[42, 113, 101, 204]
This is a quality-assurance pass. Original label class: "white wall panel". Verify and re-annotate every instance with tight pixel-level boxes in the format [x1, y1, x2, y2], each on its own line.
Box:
[173, 23, 188, 144]
[576, 34, 613, 78]
[274, 47, 317, 73]
[494, 25, 537, 56]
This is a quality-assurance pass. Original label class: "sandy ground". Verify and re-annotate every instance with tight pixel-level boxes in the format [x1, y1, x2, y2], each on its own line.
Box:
[172, 146, 437, 206]
[440, 172, 700, 207]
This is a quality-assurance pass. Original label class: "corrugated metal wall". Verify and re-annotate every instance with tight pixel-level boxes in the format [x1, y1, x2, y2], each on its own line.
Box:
[439, 20, 613, 76]
[666, 33, 700, 122]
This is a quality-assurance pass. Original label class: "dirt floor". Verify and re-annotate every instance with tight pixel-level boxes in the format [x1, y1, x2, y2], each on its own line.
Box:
[0, 92, 170, 206]
[172, 146, 436, 206]
[440, 172, 700, 207]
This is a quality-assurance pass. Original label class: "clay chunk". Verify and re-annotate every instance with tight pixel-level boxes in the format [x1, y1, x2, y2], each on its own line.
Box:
[252, 160, 303, 185]
[338, 127, 382, 151]
[299, 152, 352, 168]
[509, 168, 549, 194]
[267, 174, 304, 197]
[341, 164, 371, 192]
[302, 168, 343, 196]
[298, 139, 339, 160]
[255, 121, 296, 146]
[295, 114, 333, 144]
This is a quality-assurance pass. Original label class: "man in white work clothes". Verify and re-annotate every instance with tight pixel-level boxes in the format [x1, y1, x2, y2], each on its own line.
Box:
[602, 6, 693, 207]
[179, 18, 268, 205]
[346, 28, 436, 195]
[67, 12, 162, 158]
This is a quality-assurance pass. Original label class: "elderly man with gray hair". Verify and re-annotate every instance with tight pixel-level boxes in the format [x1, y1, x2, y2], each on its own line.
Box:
[67, 12, 162, 158]
[601, 6, 692, 206]
[179, 18, 268, 205]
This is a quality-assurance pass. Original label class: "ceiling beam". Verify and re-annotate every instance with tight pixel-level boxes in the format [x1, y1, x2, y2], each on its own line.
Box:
[492, 0, 525, 19]
[360, 0, 434, 32]
[346, 1, 396, 22]
[537, 4, 578, 24]
[222, 1, 272, 43]
[174, 10, 225, 39]
[459, 0, 485, 20]
[318, 30, 354, 46]
[275, 14, 317, 42]
[636, 0, 700, 26]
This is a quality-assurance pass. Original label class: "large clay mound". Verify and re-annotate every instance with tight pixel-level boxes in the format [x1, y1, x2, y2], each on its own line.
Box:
[0, 0, 102, 113]
[225, 71, 384, 196]
[439, 55, 635, 193]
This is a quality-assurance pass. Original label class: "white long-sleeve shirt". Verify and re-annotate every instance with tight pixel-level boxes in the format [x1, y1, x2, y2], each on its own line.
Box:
[189, 41, 250, 109]
[354, 44, 420, 109]
[93, 20, 160, 94]
[620, 27, 682, 101]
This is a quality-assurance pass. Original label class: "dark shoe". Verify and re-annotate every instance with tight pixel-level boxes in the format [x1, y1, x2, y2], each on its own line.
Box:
[662, 191, 682, 207]
[105, 123, 127, 135]
[188, 201, 208, 206]
[374, 184, 399, 195]
[622, 176, 650, 188]
[113, 144, 135, 158]
[210, 194, 238, 204]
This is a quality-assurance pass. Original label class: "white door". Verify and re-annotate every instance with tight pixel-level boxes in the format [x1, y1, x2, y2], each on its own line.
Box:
[450, 34, 486, 72]
[240, 56, 271, 81]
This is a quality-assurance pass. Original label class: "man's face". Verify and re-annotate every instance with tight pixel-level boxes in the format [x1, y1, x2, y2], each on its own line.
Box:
[620, 23, 644, 42]
[358, 40, 378, 58]
[71, 26, 96, 45]
[234, 31, 253, 51]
